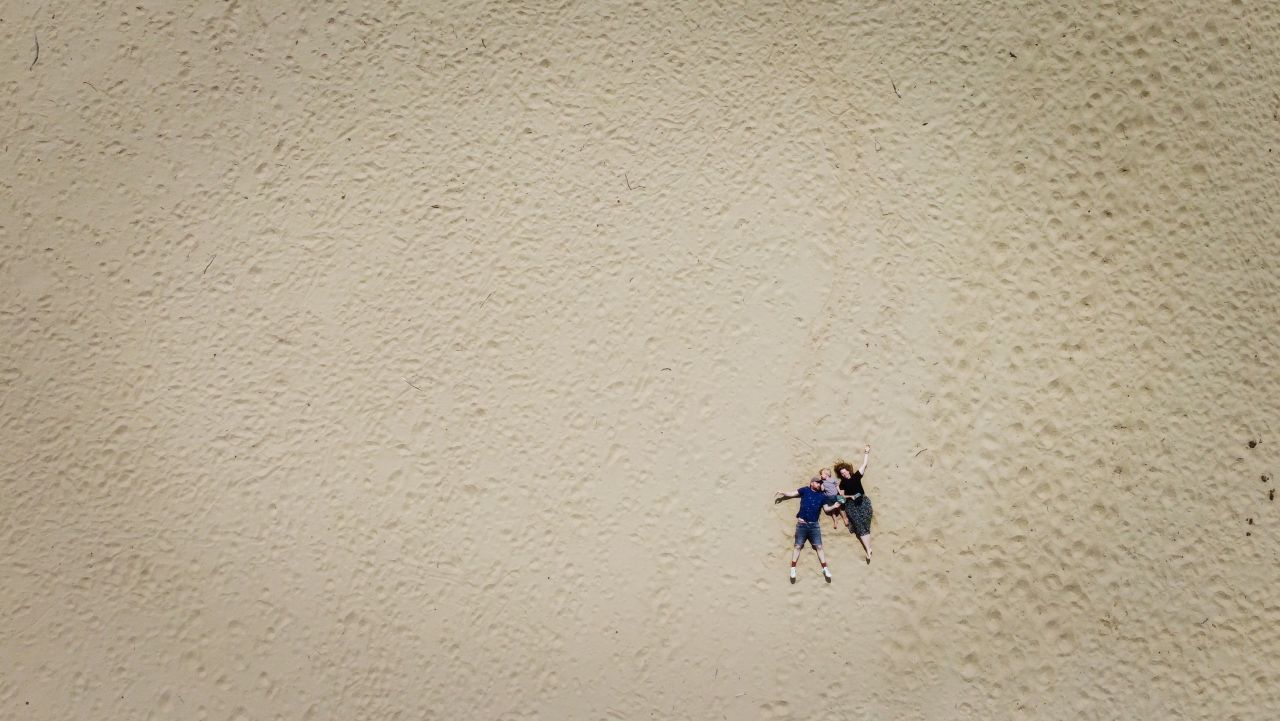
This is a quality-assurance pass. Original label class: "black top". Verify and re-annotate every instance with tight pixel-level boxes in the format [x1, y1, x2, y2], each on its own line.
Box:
[839, 470, 866, 498]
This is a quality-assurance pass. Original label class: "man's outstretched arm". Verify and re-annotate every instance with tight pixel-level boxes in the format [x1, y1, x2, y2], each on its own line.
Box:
[774, 490, 800, 504]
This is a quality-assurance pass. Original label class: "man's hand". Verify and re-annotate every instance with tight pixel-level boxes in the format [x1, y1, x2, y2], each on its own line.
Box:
[863, 444, 871, 454]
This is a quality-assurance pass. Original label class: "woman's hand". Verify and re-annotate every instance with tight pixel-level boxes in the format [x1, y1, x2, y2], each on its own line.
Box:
[863, 444, 871, 454]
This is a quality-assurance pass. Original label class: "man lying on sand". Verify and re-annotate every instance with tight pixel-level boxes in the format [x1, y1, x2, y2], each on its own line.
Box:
[775, 477, 843, 584]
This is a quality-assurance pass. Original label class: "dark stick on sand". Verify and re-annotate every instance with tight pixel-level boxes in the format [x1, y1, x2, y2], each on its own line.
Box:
[31, 33, 40, 70]
[890, 76, 901, 98]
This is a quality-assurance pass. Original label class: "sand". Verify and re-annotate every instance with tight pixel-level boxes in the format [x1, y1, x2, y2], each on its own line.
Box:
[4, 1, 1279, 719]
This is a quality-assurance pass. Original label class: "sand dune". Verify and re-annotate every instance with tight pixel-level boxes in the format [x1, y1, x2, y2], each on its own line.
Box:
[4, 1, 1279, 719]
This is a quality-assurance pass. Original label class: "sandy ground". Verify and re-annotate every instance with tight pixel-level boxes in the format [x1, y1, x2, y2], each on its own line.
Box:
[4, 1, 1280, 719]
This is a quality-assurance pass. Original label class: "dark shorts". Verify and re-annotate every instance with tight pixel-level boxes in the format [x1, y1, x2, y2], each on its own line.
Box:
[793, 520, 823, 549]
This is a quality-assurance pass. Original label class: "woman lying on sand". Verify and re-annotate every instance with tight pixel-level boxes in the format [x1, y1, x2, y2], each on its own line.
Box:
[835, 445, 874, 563]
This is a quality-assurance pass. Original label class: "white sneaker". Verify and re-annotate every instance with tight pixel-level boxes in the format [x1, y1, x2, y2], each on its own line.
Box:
[823, 568, 832, 583]
[789, 567, 797, 584]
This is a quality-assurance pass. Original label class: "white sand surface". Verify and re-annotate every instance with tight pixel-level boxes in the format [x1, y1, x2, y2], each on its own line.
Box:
[4, 1, 1279, 719]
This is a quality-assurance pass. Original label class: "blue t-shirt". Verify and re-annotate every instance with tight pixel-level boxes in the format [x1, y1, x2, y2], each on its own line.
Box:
[795, 486, 829, 523]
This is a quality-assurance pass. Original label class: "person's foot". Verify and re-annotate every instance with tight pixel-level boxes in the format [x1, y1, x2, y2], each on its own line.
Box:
[866, 552, 872, 565]
[789, 567, 797, 584]
[823, 568, 832, 583]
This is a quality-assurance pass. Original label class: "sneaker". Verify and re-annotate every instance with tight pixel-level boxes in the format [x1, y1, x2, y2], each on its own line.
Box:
[789, 568, 797, 584]
[823, 568, 832, 583]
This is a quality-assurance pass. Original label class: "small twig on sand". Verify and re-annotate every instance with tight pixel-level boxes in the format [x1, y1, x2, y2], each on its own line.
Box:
[889, 76, 901, 98]
[30, 33, 40, 70]
[202, 255, 216, 274]
[914, 448, 928, 457]
[404, 379, 424, 392]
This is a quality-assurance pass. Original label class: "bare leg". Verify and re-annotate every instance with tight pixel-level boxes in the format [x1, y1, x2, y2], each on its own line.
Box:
[790, 545, 802, 583]
[858, 534, 872, 563]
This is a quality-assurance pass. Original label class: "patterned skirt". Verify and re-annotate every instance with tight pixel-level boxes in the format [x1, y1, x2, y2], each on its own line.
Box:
[844, 495, 873, 536]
